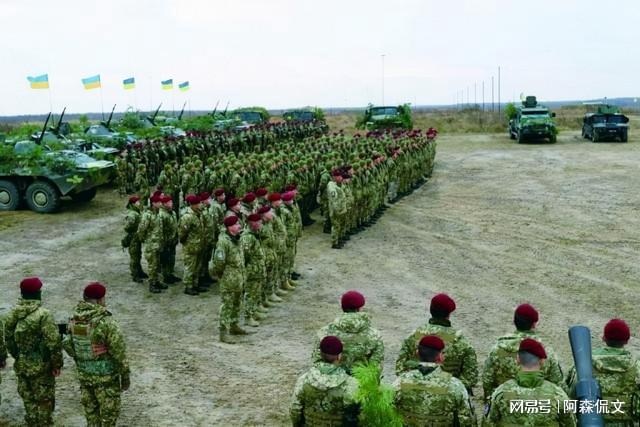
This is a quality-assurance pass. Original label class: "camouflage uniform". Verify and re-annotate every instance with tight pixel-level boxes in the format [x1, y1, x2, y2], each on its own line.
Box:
[271, 210, 288, 292]
[5, 299, 63, 426]
[122, 205, 144, 281]
[210, 230, 246, 331]
[178, 207, 204, 293]
[396, 318, 479, 392]
[133, 165, 150, 203]
[63, 301, 130, 427]
[290, 361, 360, 427]
[258, 218, 279, 303]
[284, 202, 303, 278]
[137, 207, 165, 291]
[485, 371, 575, 427]
[393, 362, 475, 426]
[327, 180, 346, 246]
[159, 206, 179, 282]
[566, 346, 640, 426]
[0, 318, 6, 406]
[312, 312, 384, 372]
[482, 330, 565, 401]
[240, 228, 266, 322]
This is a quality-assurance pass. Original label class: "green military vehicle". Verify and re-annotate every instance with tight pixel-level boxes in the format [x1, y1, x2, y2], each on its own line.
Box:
[356, 104, 413, 130]
[231, 107, 270, 130]
[582, 104, 629, 142]
[0, 114, 115, 213]
[508, 96, 557, 143]
[283, 108, 325, 123]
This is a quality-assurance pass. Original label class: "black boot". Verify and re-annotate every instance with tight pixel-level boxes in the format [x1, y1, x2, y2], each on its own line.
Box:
[184, 288, 199, 296]
[140, 271, 149, 279]
[149, 282, 162, 293]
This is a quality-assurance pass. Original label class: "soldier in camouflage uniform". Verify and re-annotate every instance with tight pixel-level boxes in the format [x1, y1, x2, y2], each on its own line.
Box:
[240, 213, 266, 327]
[210, 215, 247, 343]
[137, 194, 167, 293]
[393, 335, 475, 426]
[4, 277, 63, 427]
[0, 317, 6, 406]
[566, 319, 640, 426]
[327, 170, 346, 249]
[133, 164, 150, 204]
[198, 192, 215, 287]
[290, 336, 360, 426]
[159, 195, 181, 284]
[282, 189, 303, 282]
[396, 293, 479, 393]
[63, 283, 130, 427]
[179, 194, 204, 296]
[122, 195, 146, 283]
[258, 204, 283, 306]
[312, 291, 384, 373]
[485, 338, 575, 427]
[483, 303, 564, 402]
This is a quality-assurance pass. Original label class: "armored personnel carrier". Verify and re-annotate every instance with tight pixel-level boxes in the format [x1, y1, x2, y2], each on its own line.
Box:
[508, 96, 557, 143]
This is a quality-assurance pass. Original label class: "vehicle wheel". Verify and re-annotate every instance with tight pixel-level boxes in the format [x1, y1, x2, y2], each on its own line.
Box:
[70, 187, 97, 202]
[621, 132, 628, 143]
[549, 134, 557, 143]
[509, 130, 516, 140]
[25, 181, 61, 213]
[0, 179, 20, 211]
[592, 132, 599, 143]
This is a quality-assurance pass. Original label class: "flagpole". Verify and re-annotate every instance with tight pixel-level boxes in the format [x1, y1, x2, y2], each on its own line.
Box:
[47, 86, 53, 113]
[99, 85, 105, 121]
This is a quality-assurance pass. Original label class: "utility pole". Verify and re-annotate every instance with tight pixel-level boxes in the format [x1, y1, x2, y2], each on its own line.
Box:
[466, 86, 469, 107]
[381, 54, 386, 105]
[482, 81, 485, 112]
[498, 66, 501, 114]
[474, 82, 477, 109]
[491, 76, 495, 112]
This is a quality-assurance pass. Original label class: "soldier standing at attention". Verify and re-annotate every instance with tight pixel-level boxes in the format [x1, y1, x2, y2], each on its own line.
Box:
[179, 194, 205, 296]
[485, 338, 575, 427]
[566, 319, 640, 426]
[137, 194, 167, 294]
[122, 195, 147, 283]
[282, 190, 302, 284]
[258, 204, 283, 306]
[63, 283, 130, 427]
[4, 277, 63, 427]
[198, 192, 215, 288]
[0, 316, 7, 406]
[393, 335, 475, 426]
[327, 169, 346, 249]
[159, 195, 181, 285]
[482, 303, 564, 402]
[240, 213, 267, 327]
[133, 163, 150, 204]
[312, 291, 384, 373]
[210, 215, 247, 343]
[396, 293, 479, 394]
[290, 336, 360, 426]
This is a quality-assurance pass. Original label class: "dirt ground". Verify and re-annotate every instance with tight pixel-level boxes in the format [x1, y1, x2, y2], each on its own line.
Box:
[1, 130, 640, 426]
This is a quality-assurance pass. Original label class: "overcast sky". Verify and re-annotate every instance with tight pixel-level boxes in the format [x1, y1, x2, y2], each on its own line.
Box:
[1, 0, 639, 115]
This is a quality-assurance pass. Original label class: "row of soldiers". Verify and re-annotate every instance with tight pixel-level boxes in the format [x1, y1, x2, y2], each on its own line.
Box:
[122, 184, 304, 341]
[1, 279, 129, 427]
[291, 291, 640, 426]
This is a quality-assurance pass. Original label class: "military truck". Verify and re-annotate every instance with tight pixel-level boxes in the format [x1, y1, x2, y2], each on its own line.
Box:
[0, 114, 115, 213]
[282, 108, 325, 123]
[508, 96, 557, 143]
[356, 104, 413, 130]
[582, 104, 629, 142]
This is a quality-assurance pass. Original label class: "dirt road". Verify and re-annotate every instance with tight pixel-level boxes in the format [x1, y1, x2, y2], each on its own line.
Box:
[1, 131, 639, 426]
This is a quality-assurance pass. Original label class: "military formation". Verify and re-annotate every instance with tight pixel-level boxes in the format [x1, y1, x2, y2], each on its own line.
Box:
[291, 291, 640, 426]
[1, 278, 128, 427]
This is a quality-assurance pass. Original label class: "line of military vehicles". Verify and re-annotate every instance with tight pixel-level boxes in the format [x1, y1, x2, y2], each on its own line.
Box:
[0, 98, 631, 213]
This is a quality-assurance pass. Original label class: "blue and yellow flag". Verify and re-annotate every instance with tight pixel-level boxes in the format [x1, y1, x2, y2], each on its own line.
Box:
[123, 77, 135, 90]
[161, 79, 173, 90]
[178, 81, 190, 92]
[27, 74, 49, 89]
[82, 75, 101, 90]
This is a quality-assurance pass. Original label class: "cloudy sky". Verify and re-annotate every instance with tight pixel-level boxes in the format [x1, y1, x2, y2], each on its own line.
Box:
[1, 0, 638, 115]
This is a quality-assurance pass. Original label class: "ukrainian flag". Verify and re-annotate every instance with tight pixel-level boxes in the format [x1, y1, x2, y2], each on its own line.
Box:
[123, 77, 135, 90]
[82, 75, 101, 90]
[178, 81, 189, 92]
[27, 74, 49, 89]
[161, 79, 173, 90]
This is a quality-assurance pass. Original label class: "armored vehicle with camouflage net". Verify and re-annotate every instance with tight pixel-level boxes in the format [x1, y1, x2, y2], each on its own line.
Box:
[508, 96, 557, 143]
[582, 104, 629, 142]
[356, 104, 413, 130]
[283, 107, 325, 123]
[0, 114, 115, 213]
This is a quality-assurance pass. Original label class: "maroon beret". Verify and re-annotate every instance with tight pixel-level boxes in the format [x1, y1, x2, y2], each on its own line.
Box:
[341, 290, 365, 310]
[255, 188, 268, 197]
[430, 293, 456, 315]
[160, 195, 172, 203]
[247, 213, 261, 222]
[226, 197, 240, 208]
[284, 184, 297, 192]
[128, 195, 140, 204]
[150, 195, 162, 204]
[20, 277, 43, 293]
[515, 304, 539, 323]
[258, 205, 271, 214]
[243, 193, 256, 203]
[282, 192, 295, 202]
[604, 319, 631, 343]
[268, 192, 281, 202]
[214, 188, 225, 197]
[331, 169, 342, 177]
[519, 338, 547, 359]
[223, 216, 239, 227]
[185, 194, 200, 205]
[152, 190, 162, 197]
[199, 192, 210, 201]
[84, 282, 106, 299]
[320, 336, 343, 355]
[419, 335, 445, 351]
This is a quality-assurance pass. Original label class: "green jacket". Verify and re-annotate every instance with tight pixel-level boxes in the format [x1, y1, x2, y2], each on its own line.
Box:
[178, 208, 203, 253]
[210, 231, 245, 291]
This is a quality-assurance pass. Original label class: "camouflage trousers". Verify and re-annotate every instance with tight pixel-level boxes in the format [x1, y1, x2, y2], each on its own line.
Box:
[285, 241, 297, 276]
[182, 250, 201, 291]
[143, 244, 161, 284]
[262, 258, 277, 302]
[16, 373, 55, 427]
[330, 213, 344, 245]
[199, 243, 214, 279]
[128, 239, 143, 279]
[160, 243, 176, 279]
[219, 276, 244, 329]
[244, 276, 263, 319]
[277, 250, 288, 288]
[80, 380, 121, 427]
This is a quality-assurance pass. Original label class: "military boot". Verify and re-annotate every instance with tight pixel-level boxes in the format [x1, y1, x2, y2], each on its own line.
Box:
[282, 281, 296, 291]
[230, 324, 248, 335]
[245, 318, 260, 327]
[275, 287, 288, 297]
[219, 328, 235, 344]
[184, 288, 199, 296]
[254, 312, 266, 321]
[269, 293, 284, 303]
[157, 282, 168, 290]
[257, 305, 269, 313]
[140, 271, 149, 279]
[291, 271, 301, 280]
[132, 275, 143, 283]
[149, 282, 162, 294]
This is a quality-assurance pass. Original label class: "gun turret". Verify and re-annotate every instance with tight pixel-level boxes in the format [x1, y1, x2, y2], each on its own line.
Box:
[211, 100, 220, 117]
[178, 101, 187, 121]
[149, 103, 162, 126]
[54, 107, 66, 135]
[35, 112, 52, 145]
[222, 101, 230, 116]
[568, 326, 604, 427]
[105, 104, 116, 128]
